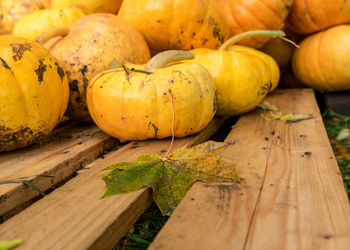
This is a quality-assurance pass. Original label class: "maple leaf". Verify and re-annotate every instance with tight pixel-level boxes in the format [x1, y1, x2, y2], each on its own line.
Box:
[103, 141, 239, 216]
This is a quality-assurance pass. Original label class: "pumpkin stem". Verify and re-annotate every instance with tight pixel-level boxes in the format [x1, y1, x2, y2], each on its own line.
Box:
[145, 50, 194, 71]
[219, 30, 285, 51]
[279, 37, 300, 48]
[164, 89, 175, 158]
[35, 26, 71, 45]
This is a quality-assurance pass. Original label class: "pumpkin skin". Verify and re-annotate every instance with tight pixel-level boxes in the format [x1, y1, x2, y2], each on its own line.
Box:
[189, 48, 275, 116]
[259, 37, 294, 68]
[118, 0, 231, 55]
[286, 0, 350, 35]
[226, 45, 280, 92]
[292, 25, 350, 92]
[215, 0, 294, 48]
[51, 0, 122, 14]
[13, 8, 85, 40]
[0, 0, 51, 35]
[44, 14, 151, 122]
[0, 36, 69, 152]
[87, 61, 217, 141]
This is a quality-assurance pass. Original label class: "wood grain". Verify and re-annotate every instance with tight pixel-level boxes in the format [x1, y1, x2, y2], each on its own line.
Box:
[150, 89, 350, 250]
[0, 118, 224, 250]
[0, 124, 119, 216]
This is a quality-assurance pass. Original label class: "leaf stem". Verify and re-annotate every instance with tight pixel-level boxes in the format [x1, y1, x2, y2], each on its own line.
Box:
[164, 89, 175, 158]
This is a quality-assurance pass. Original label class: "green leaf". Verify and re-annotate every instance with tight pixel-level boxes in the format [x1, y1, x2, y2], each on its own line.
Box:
[269, 112, 312, 123]
[0, 239, 23, 250]
[103, 141, 239, 216]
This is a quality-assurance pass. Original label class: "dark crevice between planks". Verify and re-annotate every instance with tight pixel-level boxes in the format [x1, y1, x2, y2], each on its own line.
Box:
[209, 116, 239, 142]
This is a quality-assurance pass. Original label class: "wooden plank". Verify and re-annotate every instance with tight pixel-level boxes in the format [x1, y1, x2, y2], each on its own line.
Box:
[0, 124, 119, 216]
[149, 89, 350, 250]
[0, 118, 225, 250]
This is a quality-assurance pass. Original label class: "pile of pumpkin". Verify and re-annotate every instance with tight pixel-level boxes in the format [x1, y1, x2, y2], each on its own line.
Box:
[1, 0, 350, 152]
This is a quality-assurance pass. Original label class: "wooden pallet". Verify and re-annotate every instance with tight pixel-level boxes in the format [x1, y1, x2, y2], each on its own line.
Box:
[0, 89, 349, 250]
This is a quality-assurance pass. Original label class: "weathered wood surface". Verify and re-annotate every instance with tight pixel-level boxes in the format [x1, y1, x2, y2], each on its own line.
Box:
[150, 89, 350, 250]
[0, 124, 119, 216]
[0, 118, 225, 250]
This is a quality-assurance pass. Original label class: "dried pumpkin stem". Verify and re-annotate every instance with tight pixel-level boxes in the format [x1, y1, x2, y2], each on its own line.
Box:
[145, 50, 194, 71]
[35, 26, 71, 45]
[164, 89, 175, 158]
[219, 30, 285, 51]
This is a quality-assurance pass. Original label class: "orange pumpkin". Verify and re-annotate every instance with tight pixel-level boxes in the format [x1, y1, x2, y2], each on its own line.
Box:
[286, 0, 350, 35]
[118, 0, 231, 55]
[215, 0, 294, 48]
[0, 0, 51, 34]
[39, 14, 151, 122]
[292, 25, 350, 92]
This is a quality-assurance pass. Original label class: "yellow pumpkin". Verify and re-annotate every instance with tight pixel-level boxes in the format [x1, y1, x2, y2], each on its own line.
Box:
[188, 31, 281, 116]
[0, 0, 51, 34]
[87, 51, 217, 141]
[118, 0, 231, 55]
[13, 8, 85, 40]
[38, 13, 151, 123]
[51, 0, 122, 14]
[292, 25, 350, 92]
[0, 36, 69, 152]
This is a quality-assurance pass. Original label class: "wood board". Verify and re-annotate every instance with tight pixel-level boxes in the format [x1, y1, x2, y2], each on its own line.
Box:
[0, 118, 225, 250]
[0, 124, 119, 216]
[150, 89, 350, 250]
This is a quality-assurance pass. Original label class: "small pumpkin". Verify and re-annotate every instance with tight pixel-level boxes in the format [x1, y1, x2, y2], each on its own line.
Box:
[0, 36, 69, 152]
[87, 51, 217, 141]
[215, 0, 294, 48]
[187, 30, 282, 116]
[286, 0, 350, 35]
[0, 0, 51, 35]
[118, 0, 231, 55]
[51, 0, 122, 14]
[292, 25, 350, 92]
[260, 37, 294, 68]
[37, 13, 151, 123]
[13, 8, 85, 40]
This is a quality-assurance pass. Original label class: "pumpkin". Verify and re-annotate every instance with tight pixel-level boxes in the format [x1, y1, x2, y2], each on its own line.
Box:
[0, 0, 51, 35]
[215, 0, 294, 48]
[0, 36, 69, 152]
[87, 51, 217, 141]
[286, 0, 350, 35]
[292, 25, 350, 92]
[37, 13, 151, 123]
[118, 0, 231, 55]
[260, 37, 294, 68]
[51, 0, 122, 14]
[13, 8, 85, 40]
[187, 31, 282, 116]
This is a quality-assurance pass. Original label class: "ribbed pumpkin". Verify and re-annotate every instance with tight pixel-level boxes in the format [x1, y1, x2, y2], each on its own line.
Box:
[51, 0, 122, 14]
[187, 31, 282, 116]
[286, 0, 350, 35]
[13, 8, 85, 40]
[0, 0, 51, 35]
[118, 0, 231, 55]
[87, 51, 217, 141]
[39, 13, 151, 122]
[215, 0, 294, 48]
[292, 25, 350, 92]
[0, 36, 69, 152]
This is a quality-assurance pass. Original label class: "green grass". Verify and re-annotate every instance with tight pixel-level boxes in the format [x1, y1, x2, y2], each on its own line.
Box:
[112, 202, 168, 250]
[323, 110, 350, 199]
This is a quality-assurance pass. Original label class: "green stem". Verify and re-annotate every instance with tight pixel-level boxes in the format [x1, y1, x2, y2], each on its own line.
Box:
[145, 50, 194, 71]
[219, 30, 285, 51]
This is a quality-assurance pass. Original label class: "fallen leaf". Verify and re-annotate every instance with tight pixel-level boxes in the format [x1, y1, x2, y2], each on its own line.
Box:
[0, 239, 23, 250]
[269, 112, 312, 123]
[257, 101, 278, 111]
[103, 141, 239, 216]
[336, 128, 350, 141]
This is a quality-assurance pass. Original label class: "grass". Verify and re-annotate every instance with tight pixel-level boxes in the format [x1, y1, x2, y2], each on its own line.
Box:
[112, 202, 168, 250]
[323, 110, 350, 199]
